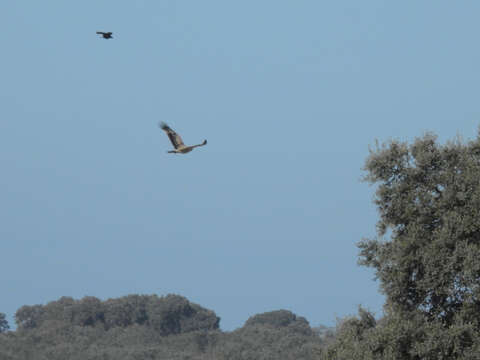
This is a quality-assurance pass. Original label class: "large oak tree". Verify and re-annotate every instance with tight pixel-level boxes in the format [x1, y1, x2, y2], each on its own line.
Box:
[325, 131, 480, 359]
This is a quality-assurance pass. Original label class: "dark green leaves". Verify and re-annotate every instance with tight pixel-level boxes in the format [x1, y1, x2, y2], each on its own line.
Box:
[0, 313, 9, 333]
[360, 133, 480, 322]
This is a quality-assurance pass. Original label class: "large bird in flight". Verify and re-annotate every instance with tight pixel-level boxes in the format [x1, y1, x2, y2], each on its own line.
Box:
[159, 122, 207, 154]
[96, 31, 113, 39]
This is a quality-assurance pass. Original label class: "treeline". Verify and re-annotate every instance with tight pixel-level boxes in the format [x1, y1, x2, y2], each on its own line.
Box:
[0, 294, 330, 360]
[14, 294, 219, 335]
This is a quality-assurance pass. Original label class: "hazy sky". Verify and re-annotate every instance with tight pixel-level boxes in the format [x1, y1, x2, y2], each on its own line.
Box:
[1, 1, 479, 331]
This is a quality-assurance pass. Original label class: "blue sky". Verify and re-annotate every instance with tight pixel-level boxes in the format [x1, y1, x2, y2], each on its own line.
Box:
[1, 1, 479, 331]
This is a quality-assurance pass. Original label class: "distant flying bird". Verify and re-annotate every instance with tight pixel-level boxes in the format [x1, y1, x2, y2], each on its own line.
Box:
[96, 31, 113, 39]
[159, 122, 207, 154]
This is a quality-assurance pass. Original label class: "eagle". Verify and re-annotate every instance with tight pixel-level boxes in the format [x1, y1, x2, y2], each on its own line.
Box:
[96, 31, 113, 39]
[159, 122, 207, 154]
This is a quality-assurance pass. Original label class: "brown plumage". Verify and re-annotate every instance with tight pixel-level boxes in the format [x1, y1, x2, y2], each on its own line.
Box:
[159, 122, 207, 154]
[96, 31, 113, 39]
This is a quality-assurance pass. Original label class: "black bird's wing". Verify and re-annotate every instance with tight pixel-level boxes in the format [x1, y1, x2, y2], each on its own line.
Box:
[96, 31, 112, 38]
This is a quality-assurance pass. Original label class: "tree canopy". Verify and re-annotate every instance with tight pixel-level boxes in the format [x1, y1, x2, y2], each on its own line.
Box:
[0, 313, 9, 333]
[0, 295, 325, 360]
[14, 294, 219, 334]
[324, 131, 480, 359]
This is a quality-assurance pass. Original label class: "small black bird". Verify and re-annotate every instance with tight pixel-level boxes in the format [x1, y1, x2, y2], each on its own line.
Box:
[96, 31, 113, 39]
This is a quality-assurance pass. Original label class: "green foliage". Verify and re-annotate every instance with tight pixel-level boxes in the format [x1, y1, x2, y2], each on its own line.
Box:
[15, 304, 45, 329]
[359, 133, 480, 323]
[323, 308, 480, 360]
[1, 297, 325, 360]
[324, 131, 480, 359]
[14, 294, 219, 336]
[103, 295, 148, 328]
[213, 310, 323, 360]
[321, 307, 377, 360]
[244, 309, 313, 335]
[312, 324, 336, 346]
[0, 313, 9, 333]
[145, 294, 219, 335]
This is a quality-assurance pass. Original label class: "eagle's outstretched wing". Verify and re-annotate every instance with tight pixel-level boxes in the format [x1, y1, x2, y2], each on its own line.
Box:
[159, 122, 185, 149]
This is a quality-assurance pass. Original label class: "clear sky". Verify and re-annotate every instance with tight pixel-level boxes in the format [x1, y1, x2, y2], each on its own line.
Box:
[1, 1, 479, 331]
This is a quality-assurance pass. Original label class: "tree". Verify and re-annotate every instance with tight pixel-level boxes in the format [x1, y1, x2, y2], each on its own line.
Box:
[103, 294, 149, 329]
[321, 307, 377, 360]
[1, 296, 324, 360]
[146, 294, 220, 335]
[244, 310, 313, 335]
[0, 313, 9, 333]
[327, 131, 480, 358]
[15, 304, 45, 329]
[216, 310, 322, 360]
[245, 310, 299, 328]
[359, 132, 480, 325]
